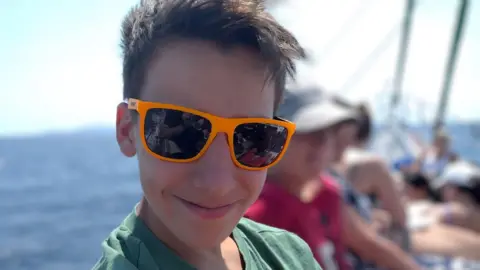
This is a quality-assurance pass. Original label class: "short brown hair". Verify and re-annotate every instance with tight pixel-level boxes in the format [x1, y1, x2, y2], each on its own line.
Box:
[120, 0, 306, 105]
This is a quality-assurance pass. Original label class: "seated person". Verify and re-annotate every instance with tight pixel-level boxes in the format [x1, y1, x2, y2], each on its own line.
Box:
[431, 161, 480, 233]
[327, 103, 418, 269]
[335, 100, 406, 229]
[402, 171, 480, 265]
[245, 86, 351, 270]
[414, 129, 457, 179]
[246, 87, 420, 270]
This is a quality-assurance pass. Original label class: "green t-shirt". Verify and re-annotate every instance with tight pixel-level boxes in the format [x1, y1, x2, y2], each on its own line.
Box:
[92, 208, 322, 270]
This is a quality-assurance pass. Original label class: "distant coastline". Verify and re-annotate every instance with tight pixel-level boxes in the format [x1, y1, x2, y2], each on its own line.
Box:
[2, 121, 479, 140]
[0, 125, 114, 140]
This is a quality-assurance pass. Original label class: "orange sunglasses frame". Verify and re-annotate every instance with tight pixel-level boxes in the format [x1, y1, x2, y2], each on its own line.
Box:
[128, 98, 296, 171]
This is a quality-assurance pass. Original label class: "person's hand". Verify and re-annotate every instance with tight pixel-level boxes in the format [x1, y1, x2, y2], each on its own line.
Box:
[371, 209, 392, 233]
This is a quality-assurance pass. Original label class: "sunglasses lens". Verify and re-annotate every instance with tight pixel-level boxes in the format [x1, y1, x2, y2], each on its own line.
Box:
[144, 108, 212, 160]
[233, 123, 289, 168]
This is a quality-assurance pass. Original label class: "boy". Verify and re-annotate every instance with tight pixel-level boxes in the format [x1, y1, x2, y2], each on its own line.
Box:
[93, 0, 320, 269]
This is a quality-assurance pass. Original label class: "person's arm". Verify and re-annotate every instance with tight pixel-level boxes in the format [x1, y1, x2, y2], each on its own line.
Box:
[396, 148, 428, 173]
[465, 210, 480, 233]
[412, 223, 480, 260]
[436, 203, 480, 233]
[370, 208, 392, 233]
[347, 158, 406, 227]
[342, 204, 420, 270]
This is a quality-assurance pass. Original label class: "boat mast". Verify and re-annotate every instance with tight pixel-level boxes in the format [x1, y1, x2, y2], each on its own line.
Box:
[389, 0, 416, 117]
[433, 0, 470, 131]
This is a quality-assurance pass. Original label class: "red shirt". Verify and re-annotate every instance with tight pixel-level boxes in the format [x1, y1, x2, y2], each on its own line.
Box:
[245, 177, 350, 270]
[313, 175, 350, 270]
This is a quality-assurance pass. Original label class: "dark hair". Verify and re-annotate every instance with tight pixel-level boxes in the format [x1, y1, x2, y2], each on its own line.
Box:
[331, 97, 372, 142]
[472, 180, 480, 205]
[121, 0, 306, 105]
[354, 103, 372, 143]
[404, 172, 441, 202]
[458, 175, 480, 205]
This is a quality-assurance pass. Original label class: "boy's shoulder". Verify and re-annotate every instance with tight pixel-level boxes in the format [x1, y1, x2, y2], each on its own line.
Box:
[236, 218, 322, 269]
[238, 216, 295, 236]
[92, 223, 144, 270]
[92, 213, 321, 270]
[92, 211, 183, 270]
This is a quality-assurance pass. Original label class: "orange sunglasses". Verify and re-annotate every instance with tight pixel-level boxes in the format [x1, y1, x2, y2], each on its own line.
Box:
[128, 98, 296, 171]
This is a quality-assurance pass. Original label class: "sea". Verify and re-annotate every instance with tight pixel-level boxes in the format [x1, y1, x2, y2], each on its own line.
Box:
[0, 124, 479, 270]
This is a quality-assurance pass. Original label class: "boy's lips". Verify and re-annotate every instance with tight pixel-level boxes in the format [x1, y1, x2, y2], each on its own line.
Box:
[175, 196, 235, 220]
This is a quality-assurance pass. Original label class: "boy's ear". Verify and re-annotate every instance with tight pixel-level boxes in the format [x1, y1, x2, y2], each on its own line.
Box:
[116, 102, 137, 157]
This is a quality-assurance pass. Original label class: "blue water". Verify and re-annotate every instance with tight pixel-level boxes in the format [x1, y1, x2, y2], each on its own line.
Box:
[0, 124, 479, 270]
[0, 130, 141, 270]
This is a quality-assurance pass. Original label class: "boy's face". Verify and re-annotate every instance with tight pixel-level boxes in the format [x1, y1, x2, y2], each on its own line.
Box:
[333, 122, 357, 161]
[281, 128, 335, 179]
[116, 41, 276, 248]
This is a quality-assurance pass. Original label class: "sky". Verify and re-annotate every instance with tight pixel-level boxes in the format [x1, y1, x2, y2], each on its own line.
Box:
[0, 0, 479, 136]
